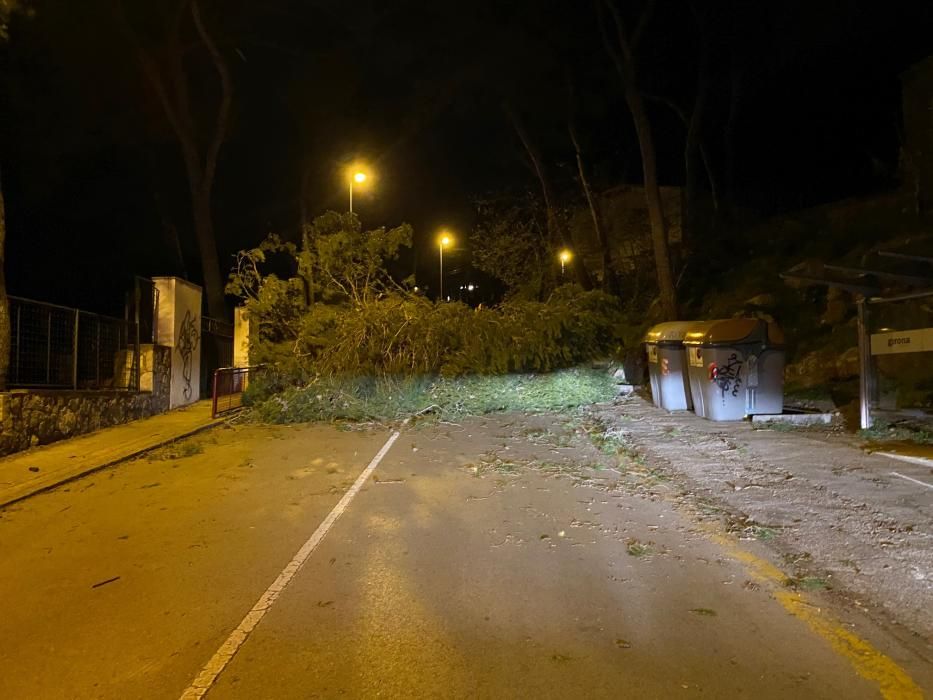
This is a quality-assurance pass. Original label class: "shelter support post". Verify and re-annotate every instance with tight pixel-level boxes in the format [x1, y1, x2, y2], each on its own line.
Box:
[857, 296, 874, 430]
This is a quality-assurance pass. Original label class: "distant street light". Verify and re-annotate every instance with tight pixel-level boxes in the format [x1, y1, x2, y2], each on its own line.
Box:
[559, 249, 573, 276]
[348, 169, 368, 214]
[438, 232, 453, 301]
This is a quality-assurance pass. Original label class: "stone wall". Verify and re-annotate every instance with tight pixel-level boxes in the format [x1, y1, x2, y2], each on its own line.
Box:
[0, 345, 171, 457]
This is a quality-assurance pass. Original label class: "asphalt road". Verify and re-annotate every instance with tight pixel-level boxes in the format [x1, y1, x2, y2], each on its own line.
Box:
[0, 414, 928, 699]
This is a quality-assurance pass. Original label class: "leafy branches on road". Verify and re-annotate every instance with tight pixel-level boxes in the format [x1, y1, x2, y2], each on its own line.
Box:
[249, 369, 619, 424]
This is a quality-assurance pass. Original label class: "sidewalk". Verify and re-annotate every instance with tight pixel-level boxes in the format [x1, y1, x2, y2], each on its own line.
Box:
[0, 400, 223, 508]
[588, 394, 933, 644]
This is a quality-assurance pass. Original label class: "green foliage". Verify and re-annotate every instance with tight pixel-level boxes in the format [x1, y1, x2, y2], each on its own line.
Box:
[226, 233, 306, 342]
[227, 213, 413, 310]
[227, 212, 417, 375]
[857, 419, 933, 445]
[470, 197, 558, 300]
[307, 211, 413, 305]
[248, 369, 618, 424]
[228, 212, 623, 385]
[312, 286, 622, 378]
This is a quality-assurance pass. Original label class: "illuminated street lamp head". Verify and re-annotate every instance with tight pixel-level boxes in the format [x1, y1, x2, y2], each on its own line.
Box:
[559, 249, 572, 263]
[439, 232, 453, 247]
[346, 165, 371, 214]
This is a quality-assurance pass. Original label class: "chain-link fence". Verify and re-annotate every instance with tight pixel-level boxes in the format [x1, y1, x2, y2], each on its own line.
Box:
[8, 296, 138, 390]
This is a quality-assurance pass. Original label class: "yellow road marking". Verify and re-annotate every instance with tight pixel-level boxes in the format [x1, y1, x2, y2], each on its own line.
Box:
[707, 532, 923, 700]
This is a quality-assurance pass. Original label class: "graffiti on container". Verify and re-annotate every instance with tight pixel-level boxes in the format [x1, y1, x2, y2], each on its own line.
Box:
[709, 353, 743, 399]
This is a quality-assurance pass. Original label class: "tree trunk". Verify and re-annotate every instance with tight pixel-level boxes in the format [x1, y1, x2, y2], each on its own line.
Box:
[625, 85, 678, 319]
[192, 188, 225, 317]
[724, 58, 745, 220]
[153, 189, 189, 279]
[0, 182, 9, 392]
[644, 94, 720, 223]
[598, 0, 677, 319]
[568, 121, 619, 296]
[120, 0, 232, 319]
[299, 162, 311, 238]
[682, 21, 710, 254]
[505, 104, 593, 291]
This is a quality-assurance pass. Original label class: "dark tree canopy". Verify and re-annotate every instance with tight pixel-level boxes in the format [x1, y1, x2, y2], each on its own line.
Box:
[0, 0, 928, 313]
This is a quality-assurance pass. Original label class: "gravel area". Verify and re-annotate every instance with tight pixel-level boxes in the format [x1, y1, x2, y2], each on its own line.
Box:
[586, 394, 933, 654]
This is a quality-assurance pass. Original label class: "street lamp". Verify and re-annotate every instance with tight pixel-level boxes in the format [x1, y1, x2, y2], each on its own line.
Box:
[559, 249, 573, 276]
[348, 169, 368, 214]
[438, 232, 453, 301]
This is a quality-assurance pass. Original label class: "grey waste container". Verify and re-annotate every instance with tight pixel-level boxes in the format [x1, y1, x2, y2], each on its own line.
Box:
[684, 319, 785, 421]
[644, 322, 694, 411]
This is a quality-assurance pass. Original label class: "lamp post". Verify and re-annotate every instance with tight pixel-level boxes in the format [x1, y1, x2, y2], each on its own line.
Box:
[559, 249, 572, 277]
[349, 171, 367, 214]
[438, 232, 453, 301]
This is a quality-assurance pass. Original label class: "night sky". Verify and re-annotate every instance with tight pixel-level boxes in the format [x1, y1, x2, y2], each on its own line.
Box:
[1, 0, 932, 316]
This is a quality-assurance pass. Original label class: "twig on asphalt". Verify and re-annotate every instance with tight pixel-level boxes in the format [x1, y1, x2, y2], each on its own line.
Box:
[91, 576, 121, 589]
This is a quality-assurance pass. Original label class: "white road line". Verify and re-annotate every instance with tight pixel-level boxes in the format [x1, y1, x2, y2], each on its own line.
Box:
[875, 451, 933, 469]
[179, 427, 404, 700]
[890, 471, 933, 491]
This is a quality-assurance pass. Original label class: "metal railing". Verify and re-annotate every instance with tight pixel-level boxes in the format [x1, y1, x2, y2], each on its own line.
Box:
[211, 366, 259, 418]
[201, 316, 234, 399]
[9, 296, 139, 390]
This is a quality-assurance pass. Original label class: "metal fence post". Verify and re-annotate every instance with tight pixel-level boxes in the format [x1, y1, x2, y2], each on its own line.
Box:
[211, 369, 219, 418]
[96, 319, 101, 388]
[72, 309, 80, 390]
[14, 303, 20, 384]
[134, 278, 141, 392]
[46, 308, 51, 385]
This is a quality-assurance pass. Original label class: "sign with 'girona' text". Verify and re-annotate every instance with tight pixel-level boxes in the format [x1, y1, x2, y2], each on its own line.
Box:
[870, 328, 933, 355]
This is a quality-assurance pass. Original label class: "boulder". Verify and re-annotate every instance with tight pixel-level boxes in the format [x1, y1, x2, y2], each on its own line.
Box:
[745, 293, 776, 308]
[835, 346, 860, 378]
[786, 348, 838, 387]
[821, 287, 850, 326]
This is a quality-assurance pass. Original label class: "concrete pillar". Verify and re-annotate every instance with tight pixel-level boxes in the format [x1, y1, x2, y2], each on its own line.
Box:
[153, 277, 203, 408]
[233, 306, 254, 368]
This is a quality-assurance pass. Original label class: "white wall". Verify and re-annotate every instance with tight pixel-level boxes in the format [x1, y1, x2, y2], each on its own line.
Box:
[153, 277, 203, 409]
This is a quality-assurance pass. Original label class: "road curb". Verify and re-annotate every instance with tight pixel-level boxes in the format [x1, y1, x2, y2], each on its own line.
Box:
[0, 420, 225, 510]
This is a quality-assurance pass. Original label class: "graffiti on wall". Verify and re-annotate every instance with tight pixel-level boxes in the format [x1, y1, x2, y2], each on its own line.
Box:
[177, 310, 201, 401]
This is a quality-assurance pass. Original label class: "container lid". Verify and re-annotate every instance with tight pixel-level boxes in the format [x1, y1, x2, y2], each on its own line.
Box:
[644, 321, 695, 344]
[684, 318, 784, 347]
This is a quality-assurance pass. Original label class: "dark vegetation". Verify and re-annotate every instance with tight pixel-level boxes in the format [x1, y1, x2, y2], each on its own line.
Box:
[0, 2, 931, 422]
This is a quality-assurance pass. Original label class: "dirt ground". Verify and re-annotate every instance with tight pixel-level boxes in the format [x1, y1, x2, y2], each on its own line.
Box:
[586, 393, 933, 657]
